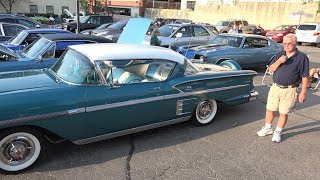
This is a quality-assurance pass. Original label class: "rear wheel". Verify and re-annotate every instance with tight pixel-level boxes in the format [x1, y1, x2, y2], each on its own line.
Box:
[191, 99, 218, 125]
[0, 128, 46, 174]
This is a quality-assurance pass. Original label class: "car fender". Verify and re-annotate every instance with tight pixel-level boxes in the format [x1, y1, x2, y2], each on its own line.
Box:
[217, 60, 242, 70]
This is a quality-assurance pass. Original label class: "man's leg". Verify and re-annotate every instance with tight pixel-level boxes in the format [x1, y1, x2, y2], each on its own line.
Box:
[257, 109, 275, 136]
[272, 113, 287, 143]
[266, 109, 275, 124]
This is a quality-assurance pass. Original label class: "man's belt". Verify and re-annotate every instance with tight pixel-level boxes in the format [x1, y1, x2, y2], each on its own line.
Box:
[274, 83, 299, 89]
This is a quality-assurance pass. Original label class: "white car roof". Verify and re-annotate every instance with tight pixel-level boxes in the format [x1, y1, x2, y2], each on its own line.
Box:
[69, 43, 186, 64]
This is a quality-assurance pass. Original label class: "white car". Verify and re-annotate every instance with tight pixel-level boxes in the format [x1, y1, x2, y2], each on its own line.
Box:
[296, 23, 320, 48]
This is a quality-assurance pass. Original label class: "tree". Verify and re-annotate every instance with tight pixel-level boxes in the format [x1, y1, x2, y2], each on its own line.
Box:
[80, 0, 90, 13]
[0, 0, 29, 13]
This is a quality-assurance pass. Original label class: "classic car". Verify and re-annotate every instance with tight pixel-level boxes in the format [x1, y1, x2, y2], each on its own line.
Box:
[143, 23, 215, 48]
[0, 22, 29, 43]
[80, 23, 112, 35]
[265, 25, 297, 43]
[63, 15, 113, 33]
[0, 29, 71, 51]
[176, 33, 283, 68]
[0, 14, 46, 28]
[0, 43, 258, 173]
[0, 34, 113, 73]
[20, 13, 50, 24]
[92, 20, 128, 42]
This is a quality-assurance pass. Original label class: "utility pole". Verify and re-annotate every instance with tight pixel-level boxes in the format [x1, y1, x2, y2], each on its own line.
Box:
[76, 0, 80, 33]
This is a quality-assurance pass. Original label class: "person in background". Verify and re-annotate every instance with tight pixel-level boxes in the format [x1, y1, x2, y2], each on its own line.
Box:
[253, 24, 263, 35]
[308, 68, 319, 87]
[228, 24, 238, 34]
[238, 23, 243, 33]
[150, 27, 161, 46]
[256, 34, 309, 143]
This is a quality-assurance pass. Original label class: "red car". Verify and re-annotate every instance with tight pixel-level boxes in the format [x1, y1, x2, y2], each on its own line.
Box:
[265, 25, 298, 42]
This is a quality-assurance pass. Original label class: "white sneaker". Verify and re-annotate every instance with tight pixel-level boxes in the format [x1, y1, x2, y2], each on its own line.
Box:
[257, 126, 273, 137]
[272, 131, 282, 143]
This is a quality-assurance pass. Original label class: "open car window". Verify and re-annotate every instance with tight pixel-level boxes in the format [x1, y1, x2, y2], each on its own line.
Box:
[98, 59, 176, 85]
[52, 49, 100, 85]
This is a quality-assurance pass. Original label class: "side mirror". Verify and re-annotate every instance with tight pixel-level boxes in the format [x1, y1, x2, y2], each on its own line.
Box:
[36, 56, 43, 62]
[175, 33, 182, 40]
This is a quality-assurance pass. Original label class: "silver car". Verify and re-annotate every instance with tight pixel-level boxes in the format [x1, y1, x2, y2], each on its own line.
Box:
[143, 23, 216, 48]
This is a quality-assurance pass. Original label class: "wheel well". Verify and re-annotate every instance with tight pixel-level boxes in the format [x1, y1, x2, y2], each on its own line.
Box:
[0, 125, 65, 143]
[216, 58, 230, 65]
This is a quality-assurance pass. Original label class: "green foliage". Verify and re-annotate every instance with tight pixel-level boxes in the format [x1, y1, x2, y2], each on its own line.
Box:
[317, 0, 320, 14]
[80, 0, 90, 12]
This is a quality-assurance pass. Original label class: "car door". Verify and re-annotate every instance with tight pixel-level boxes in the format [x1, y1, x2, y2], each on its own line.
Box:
[193, 25, 212, 44]
[83, 59, 175, 137]
[240, 37, 270, 67]
[171, 25, 195, 46]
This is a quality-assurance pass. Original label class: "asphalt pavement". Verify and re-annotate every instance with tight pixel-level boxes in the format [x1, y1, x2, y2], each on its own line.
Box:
[1, 45, 320, 180]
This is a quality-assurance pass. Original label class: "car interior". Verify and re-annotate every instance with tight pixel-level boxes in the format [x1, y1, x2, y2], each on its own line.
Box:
[99, 60, 176, 85]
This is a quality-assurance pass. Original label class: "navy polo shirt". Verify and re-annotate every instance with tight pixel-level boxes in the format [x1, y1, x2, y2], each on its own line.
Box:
[270, 49, 309, 86]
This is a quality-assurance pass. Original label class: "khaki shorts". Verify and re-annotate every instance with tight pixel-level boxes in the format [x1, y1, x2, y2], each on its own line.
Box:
[266, 84, 298, 114]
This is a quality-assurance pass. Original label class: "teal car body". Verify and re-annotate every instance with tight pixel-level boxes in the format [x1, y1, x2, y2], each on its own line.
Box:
[177, 34, 283, 68]
[0, 43, 258, 173]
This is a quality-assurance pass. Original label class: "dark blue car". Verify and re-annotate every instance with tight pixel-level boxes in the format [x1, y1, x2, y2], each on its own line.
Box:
[0, 34, 113, 73]
[0, 28, 71, 51]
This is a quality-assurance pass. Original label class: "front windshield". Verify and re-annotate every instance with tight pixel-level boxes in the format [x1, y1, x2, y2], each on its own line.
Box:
[80, 16, 90, 23]
[9, 31, 28, 45]
[23, 38, 52, 58]
[208, 35, 242, 47]
[159, 25, 179, 37]
[51, 49, 98, 85]
[108, 21, 127, 30]
[184, 59, 199, 75]
[273, 25, 289, 31]
[216, 21, 229, 26]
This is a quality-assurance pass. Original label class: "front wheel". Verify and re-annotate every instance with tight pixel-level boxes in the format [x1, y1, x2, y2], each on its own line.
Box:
[0, 128, 46, 174]
[191, 99, 218, 125]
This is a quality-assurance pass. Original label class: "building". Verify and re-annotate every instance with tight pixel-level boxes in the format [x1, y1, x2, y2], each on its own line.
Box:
[0, 0, 77, 15]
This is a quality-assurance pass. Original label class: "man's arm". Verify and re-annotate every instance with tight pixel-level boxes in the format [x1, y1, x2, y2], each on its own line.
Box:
[268, 55, 287, 73]
[299, 77, 308, 103]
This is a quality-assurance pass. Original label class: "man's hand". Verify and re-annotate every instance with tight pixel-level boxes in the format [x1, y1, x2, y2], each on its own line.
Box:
[299, 92, 307, 103]
[278, 55, 288, 64]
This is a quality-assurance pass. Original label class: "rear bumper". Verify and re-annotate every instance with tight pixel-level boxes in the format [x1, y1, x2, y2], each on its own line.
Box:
[249, 90, 259, 101]
[297, 36, 320, 43]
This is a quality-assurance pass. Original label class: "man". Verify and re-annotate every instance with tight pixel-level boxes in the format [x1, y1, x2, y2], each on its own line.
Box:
[252, 24, 262, 35]
[257, 34, 309, 143]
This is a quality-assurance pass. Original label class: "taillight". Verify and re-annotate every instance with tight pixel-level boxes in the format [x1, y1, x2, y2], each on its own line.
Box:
[314, 32, 320, 36]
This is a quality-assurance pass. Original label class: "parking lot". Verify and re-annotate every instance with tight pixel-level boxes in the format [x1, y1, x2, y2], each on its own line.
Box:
[1, 45, 319, 180]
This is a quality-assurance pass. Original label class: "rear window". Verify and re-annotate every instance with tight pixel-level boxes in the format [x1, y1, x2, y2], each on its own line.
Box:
[298, 25, 316, 30]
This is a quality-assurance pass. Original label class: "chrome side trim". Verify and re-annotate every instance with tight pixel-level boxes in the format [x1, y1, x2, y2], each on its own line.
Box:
[73, 116, 191, 145]
[86, 96, 164, 112]
[0, 111, 68, 127]
[1, 108, 86, 127]
[168, 84, 249, 99]
[176, 98, 197, 115]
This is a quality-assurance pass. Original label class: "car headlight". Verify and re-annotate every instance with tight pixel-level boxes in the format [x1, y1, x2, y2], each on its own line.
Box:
[276, 33, 283, 36]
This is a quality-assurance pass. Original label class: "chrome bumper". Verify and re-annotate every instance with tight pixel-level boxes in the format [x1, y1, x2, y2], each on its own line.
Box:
[249, 90, 259, 101]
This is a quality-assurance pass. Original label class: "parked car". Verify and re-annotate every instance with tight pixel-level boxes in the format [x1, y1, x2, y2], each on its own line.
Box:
[63, 15, 113, 32]
[92, 20, 128, 42]
[0, 28, 71, 51]
[0, 13, 45, 28]
[143, 23, 216, 48]
[242, 24, 269, 36]
[215, 19, 249, 33]
[19, 13, 50, 24]
[0, 22, 29, 42]
[0, 34, 113, 73]
[265, 25, 297, 43]
[296, 23, 320, 48]
[176, 34, 282, 68]
[0, 43, 258, 173]
[80, 23, 112, 34]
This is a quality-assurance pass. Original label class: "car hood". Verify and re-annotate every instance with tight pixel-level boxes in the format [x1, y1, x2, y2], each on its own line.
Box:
[0, 45, 19, 58]
[0, 69, 59, 94]
[267, 30, 286, 34]
[191, 44, 234, 52]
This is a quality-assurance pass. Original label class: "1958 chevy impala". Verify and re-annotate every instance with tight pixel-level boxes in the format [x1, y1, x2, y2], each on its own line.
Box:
[0, 43, 258, 173]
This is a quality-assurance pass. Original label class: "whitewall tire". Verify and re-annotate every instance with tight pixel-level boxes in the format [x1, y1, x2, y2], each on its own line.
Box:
[192, 99, 218, 125]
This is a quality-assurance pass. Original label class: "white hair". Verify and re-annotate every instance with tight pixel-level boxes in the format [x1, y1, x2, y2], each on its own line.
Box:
[284, 33, 297, 43]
